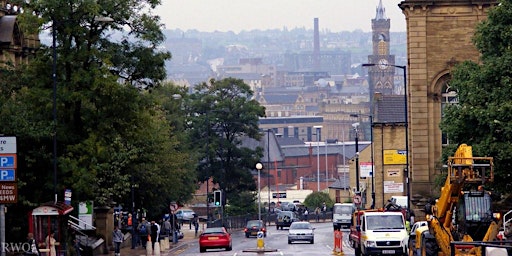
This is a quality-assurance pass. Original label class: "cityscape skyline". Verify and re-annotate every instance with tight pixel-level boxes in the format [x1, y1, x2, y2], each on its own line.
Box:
[155, 0, 406, 33]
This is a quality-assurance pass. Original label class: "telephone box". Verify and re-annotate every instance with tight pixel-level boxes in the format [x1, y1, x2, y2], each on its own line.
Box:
[29, 201, 74, 255]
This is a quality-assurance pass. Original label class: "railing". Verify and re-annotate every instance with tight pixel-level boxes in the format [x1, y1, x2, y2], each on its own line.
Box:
[450, 241, 512, 256]
[503, 210, 512, 235]
[69, 215, 96, 230]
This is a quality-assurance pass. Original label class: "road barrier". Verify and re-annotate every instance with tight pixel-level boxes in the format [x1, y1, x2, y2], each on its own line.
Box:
[333, 230, 343, 255]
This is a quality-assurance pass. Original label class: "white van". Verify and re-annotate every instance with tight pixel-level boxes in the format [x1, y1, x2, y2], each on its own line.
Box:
[332, 203, 356, 230]
[359, 211, 409, 255]
[390, 196, 408, 208]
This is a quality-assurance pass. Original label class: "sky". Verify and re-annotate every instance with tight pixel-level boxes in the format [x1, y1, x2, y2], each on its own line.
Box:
[155, 0, 406, 33]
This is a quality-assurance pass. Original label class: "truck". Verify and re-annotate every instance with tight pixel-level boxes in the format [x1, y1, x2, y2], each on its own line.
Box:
[332, 203, 356, 230]
[411, 144, 502, 256]
[349, 209, 409, 256]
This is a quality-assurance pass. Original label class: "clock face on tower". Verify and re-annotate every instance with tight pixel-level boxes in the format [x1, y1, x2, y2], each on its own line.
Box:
[378, 59, 388, 69]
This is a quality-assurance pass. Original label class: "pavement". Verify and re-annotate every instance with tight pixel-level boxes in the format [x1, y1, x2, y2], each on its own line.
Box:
[99, 226, 198, 256]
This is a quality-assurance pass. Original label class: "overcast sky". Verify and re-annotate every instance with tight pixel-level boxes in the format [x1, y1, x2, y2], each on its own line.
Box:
[155, 0, 406, 33]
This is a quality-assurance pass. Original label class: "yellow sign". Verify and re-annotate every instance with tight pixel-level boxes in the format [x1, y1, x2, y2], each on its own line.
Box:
[384, 150, 407, 165]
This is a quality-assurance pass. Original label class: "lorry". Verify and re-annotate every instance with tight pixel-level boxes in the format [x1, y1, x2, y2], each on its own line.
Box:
[332, 203, 356, 230]
[349, 209, 409, 256]
[411, 144, 502, 256]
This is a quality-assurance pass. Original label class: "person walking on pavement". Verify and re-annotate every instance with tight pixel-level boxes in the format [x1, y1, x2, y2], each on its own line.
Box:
[137, 217, 150, 249]
[303, 207, 309, 221]
[322, 202, 327, 222]
[150, 220, 159, 251]
[112, 226, 123, 256]
[314, 207, 321, 222]
[193, 214, 199, 237]
[45, 230, 58, 256]
[24, 232, 40, 256]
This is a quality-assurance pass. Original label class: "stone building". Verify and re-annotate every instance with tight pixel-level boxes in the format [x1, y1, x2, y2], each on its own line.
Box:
[398, 0, 498, 196]
[0, 1, 39, 66]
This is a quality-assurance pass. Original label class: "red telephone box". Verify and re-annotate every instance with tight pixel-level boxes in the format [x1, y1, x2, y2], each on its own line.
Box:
[29, 201, 74, 255]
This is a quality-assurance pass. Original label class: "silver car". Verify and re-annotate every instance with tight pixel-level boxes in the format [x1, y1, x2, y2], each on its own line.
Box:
[175, 208, 196, 222]
[288, 221, 314, 244]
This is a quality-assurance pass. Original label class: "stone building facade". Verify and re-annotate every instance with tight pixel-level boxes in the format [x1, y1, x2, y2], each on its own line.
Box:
[398, 0, 498, 196]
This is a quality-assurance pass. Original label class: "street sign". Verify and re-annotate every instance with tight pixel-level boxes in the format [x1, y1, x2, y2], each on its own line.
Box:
[0, 183, 17, 204]
[353, 195, 362, 205]
[0, 137, 16, 154]
[0, 155, 16, 168]
[0, 169, 15, 181]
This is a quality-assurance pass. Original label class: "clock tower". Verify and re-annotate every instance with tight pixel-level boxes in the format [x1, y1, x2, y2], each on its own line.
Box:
[367, 0, 395, 100]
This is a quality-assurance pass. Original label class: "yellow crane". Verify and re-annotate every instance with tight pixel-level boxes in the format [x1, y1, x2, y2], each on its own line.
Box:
[412, 144, 501, 256]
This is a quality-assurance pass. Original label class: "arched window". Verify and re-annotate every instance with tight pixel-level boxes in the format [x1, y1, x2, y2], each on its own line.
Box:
[441, 79, 457, 145]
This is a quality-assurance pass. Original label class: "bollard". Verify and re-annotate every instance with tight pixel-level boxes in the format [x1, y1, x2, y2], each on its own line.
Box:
[332, 230, 343, 255]
[153, 241, 161, 256]
[256, 231, 265, 249]
[146, 241, 152, 256]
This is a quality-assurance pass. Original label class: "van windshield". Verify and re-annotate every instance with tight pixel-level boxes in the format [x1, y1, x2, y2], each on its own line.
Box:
[333, 205, 354, 215]
[366, 215, 404, 230]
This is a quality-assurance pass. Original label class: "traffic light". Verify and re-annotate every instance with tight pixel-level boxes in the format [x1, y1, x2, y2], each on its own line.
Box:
[214, 190, 222, 206]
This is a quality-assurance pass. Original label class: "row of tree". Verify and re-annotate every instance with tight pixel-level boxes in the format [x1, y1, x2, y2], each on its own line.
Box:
[0, 1, 265, 241]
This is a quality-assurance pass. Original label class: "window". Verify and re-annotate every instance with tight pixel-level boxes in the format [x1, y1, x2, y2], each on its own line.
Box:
[441, 79, 457, 146]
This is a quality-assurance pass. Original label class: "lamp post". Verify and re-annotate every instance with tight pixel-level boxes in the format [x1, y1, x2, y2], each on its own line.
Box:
[350, 114, 374, 209]
[352, 122, 360, 197]
[267, 129, 271, 225]
[256, 163, 263, 222]
[362, 63, 409, 210]
[52, 17, 58, 203]
[313, 126, 322, 191]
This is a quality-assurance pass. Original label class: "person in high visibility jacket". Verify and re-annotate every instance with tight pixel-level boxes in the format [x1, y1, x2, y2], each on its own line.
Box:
[405, 220, 411, 233]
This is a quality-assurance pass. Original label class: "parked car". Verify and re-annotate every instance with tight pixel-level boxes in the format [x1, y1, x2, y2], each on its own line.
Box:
[408, 221, 427, 255]
[288, 221, 315, 244]
[175, 208, 196, 223]
[280, 202, 296, 211]
[199, 227, 232, 253]
[244, 220, 266, 238]
[276, 211, 299, 230]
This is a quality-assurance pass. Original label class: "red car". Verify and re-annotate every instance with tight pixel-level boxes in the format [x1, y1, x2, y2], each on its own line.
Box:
[199, 227, 232, 253]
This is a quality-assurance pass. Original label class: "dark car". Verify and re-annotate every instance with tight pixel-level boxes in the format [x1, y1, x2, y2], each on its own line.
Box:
[276, 211, 299, 230]
[244, 220, 266, 238]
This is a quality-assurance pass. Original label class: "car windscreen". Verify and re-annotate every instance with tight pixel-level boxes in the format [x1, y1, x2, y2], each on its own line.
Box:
[247, 221, 262, 227]
[366, 215, 404, 230]
[291, 223, 311, 229]
[203, 228, 225, 234]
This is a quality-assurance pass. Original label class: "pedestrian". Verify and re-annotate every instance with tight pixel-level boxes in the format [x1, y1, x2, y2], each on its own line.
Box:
[163, 218, 171, 238]
[314, 207, 321, 222]
[24, 232, 40, 256]
[112, 225, 123, 256]
[303, 207, 309, 221]
[137, 217, 149, 249]
[150, 220, 159, 251]
[322, 202, 327, 222]
[45, 230, 57, 256]
[193, 214, 199, 237]
[73, 238, 82, 256]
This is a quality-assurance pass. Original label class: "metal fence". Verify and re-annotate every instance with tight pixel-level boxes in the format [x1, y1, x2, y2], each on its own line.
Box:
[206, 211, 333, 230]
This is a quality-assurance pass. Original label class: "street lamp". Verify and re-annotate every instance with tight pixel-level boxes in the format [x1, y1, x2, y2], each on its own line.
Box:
[362, 63, 409, 210]
[313, 125, 322, 191]
[52, 17, 58, 203]
[352, 122, 360, 197]
[350, 114, 374, 209]
[256, 163, 263, 222]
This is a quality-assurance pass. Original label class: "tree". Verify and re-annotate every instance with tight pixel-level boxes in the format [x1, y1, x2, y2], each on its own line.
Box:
[304, 192, 334, 210]
[186, 78, 266, 206]
[0, 0, 197, 240]
[440, 0, 512, 192]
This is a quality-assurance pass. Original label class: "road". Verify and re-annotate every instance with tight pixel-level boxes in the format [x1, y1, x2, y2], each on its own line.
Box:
[175, 222, 354, 255]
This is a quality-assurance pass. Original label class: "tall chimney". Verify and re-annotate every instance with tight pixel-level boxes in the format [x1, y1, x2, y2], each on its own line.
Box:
[313, 18, 320, 70]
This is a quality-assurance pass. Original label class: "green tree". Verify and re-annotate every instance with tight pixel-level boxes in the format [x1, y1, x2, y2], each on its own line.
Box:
[186, 78, 266, 207]
[440, 0, 512, 192]
[303, 192, 334, 210]
[0, 0, 196, 240]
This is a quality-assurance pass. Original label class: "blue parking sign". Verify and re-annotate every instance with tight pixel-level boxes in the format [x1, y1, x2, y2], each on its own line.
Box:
[0, 169, 15, 181]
